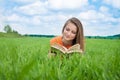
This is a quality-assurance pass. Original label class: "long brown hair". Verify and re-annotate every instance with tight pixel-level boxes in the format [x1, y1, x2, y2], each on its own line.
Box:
[62, 17, 85, 51]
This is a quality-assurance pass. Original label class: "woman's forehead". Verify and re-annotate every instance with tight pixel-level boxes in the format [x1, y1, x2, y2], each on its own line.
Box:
[65, 23, 77, 31]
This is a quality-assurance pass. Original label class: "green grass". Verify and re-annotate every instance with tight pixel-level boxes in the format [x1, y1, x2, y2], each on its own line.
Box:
[0, 37, 119, 80]
[0, 32, 22, 38]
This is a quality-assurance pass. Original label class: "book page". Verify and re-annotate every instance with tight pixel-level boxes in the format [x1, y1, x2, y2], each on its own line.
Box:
[67, 44, 83, 54]
[51, 43, 82, 54]
[68, 44, 80, 50]
[51, 43, 67, 53]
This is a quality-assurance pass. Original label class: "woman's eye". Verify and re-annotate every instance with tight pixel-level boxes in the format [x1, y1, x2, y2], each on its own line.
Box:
[72, 31, 76, 34]
[65, 28, 70, 31]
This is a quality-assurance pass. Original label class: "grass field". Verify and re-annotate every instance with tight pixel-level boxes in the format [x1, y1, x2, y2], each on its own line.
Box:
[0, 37, 119, 80]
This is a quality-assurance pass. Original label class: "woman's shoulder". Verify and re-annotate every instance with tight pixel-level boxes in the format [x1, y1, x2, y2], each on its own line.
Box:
[50, 36, 62, 45]
[50, 36, 62, 41]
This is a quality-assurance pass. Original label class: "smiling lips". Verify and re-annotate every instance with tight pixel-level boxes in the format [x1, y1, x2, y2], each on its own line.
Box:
[64, 35, 71, 40]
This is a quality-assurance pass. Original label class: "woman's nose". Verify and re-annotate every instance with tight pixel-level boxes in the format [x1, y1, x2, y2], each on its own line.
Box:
[67, 31, 71, 35]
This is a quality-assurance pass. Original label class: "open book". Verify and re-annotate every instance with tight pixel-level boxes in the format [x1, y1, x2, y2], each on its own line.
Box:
[50, 43, 83, 55]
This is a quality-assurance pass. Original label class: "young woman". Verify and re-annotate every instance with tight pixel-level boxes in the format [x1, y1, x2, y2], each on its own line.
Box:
[48, 17, 85, 57]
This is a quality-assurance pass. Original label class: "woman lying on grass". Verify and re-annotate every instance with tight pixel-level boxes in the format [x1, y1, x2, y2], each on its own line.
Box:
[48, 17, 85, 58]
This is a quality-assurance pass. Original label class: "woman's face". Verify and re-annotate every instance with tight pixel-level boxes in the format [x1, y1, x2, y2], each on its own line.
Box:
[62, 22, 77, 41]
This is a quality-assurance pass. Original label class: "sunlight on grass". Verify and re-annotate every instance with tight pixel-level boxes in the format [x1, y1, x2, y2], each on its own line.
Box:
[0, 37, 119, 80]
